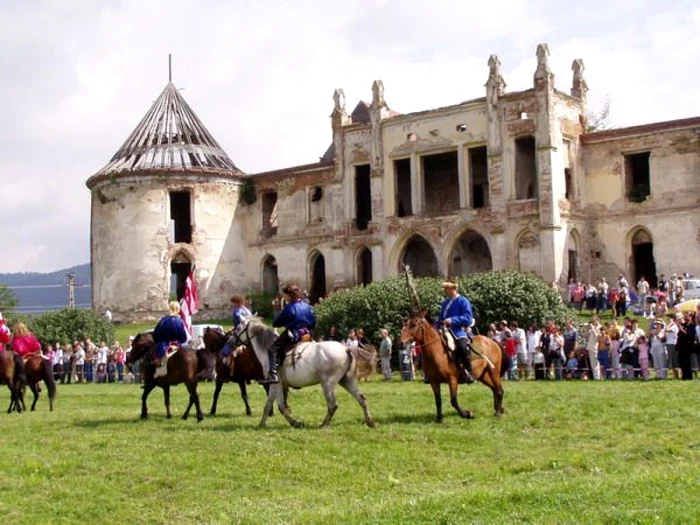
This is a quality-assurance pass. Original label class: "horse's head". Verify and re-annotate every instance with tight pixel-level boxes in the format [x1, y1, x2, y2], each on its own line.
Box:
[400, 310, 431, 344]
[126, 332, 154, 366]
[203, 326, 226, 353]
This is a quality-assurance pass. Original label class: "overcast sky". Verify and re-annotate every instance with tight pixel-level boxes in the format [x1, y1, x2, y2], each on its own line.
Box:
[1, 0, 698, 273]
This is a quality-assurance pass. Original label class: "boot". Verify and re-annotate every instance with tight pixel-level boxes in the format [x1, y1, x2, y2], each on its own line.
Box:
[462, 353, 475, 384]
[259, 350, 279, 384]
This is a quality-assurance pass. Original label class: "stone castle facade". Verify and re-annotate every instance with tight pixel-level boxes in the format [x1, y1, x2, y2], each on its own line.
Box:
[87, 44, 700, 322]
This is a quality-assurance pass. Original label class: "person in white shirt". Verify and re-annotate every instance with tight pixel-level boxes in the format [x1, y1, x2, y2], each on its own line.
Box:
[511, 321, 528, 380]
[97, 342, 109, 383]
[526, 323, 542, 380]
[665, 314, 680, 379]
[585, 318, 602, 380]
[74, 343, 86, 383]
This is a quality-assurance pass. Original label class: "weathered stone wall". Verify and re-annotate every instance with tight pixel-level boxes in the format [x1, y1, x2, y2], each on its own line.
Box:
[90, 175, 243, 322]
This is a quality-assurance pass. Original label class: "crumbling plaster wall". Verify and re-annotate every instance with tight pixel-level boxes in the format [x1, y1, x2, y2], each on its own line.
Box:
[90, 176, 243, 322]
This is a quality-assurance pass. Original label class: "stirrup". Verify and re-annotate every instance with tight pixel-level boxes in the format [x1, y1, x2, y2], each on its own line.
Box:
[259, 373, 279, 384]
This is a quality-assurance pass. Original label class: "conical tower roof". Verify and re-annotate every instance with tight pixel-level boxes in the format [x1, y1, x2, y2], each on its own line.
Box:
[91, 82, 243, 179]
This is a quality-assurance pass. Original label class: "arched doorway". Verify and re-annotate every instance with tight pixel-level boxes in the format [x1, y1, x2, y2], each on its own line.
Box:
[400, 235, 438, 277]
[170, 251, 192, 302]
[357, 247, 372, 286]
[631, 229, 657, 287]
[566, 230, 580, 282]
[309, 251, 327, 304]
[262, 255, 279, 293]
[449, 230, 492, 276]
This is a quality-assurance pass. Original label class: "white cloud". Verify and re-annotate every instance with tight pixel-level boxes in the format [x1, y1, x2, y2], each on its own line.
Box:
[0, 0, 698, 272]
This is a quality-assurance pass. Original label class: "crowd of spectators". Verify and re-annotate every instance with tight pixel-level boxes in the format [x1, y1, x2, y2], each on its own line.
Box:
[42, 337, 137, 384]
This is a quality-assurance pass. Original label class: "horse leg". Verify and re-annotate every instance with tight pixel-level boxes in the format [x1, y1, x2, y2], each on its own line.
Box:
[29, 383, 40, 411]
[140, 382, 156, 419]
[163, 385, 172, 419]
[184, 382, 203, 422]
[339, 374, 375, 428]
[319, 381, 338, 428]
[448, 376, 473, 419]
[431, 382, 443, 423]
[489, 369, 505, 416]
[239, 380, 252, 417]
[259, 386, 275, 427]
[260, 383, 302, 428]
[209, 378, 223, 416]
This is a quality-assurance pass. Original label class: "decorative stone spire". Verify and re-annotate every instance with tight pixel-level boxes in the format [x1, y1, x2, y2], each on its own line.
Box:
[371, 80, 388, 111]
[331, 88, 351, 129]
[571, 59, 588, 102]
[486, 55, 506, 94]
[534, 43, 554, 89]
[485, 54, 505, 154]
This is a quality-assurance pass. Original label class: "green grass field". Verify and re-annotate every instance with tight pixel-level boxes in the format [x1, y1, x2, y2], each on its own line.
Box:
[2, 375, 699, 524]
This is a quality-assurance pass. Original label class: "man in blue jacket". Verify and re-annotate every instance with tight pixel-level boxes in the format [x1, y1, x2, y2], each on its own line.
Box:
[152, 301, 190, 374]
[436, 281, 475, 384]
[260, 284, 316, 384]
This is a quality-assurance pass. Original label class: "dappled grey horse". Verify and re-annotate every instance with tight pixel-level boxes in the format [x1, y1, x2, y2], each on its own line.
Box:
[231, 317, 375, 428]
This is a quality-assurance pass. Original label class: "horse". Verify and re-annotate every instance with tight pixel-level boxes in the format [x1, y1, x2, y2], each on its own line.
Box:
[202, 327, 286, 417]
[126, 333, 216, 422]
[400, 311, 508, 422]
[230, 317, 375, 428]
[0, 350, 25, 413]
[12, 354, 57, 412]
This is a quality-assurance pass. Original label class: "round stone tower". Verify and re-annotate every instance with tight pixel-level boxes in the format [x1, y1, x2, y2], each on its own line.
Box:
[86, 81, 246, 322]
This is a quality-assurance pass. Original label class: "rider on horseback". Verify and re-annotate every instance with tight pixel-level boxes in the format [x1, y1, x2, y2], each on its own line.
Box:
[436, 281, 475, 384]
[259, 284, 316, 384]
[153, 301, 189, 371]
[221, 294, 253, 365]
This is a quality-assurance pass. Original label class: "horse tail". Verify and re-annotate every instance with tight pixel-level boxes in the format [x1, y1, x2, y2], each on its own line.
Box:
[343, 348, 356, 378]
[499, 344, 511, 378]
[347, 344, 376, 381]
[195, 351, 215, 383]
[43, 357, 57, 408]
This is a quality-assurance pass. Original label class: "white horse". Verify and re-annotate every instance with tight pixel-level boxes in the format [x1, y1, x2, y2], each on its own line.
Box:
[231, 318, 375, 428]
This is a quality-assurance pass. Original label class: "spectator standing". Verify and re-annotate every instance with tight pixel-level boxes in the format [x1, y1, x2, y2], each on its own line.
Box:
[512, 321, 527, 380]
[665, 314, 680, 379]
[74, 342, 86, 383]
[379, 329, 392, 381]
[649, 320, 667, 379]
[115, 343, 126, 383]
[636, 276, 650, 309]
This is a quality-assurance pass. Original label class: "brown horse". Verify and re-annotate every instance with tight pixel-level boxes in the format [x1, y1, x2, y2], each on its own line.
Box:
[0, 351, 25, 413]
[126, 333, 215, 422]
[23, 354, 57, 411]
[401, 312, 508, 422]
[203, 327, 285, 417]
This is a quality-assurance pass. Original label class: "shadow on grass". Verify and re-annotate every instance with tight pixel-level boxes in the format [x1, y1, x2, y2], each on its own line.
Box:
[374, 412, 438, 425]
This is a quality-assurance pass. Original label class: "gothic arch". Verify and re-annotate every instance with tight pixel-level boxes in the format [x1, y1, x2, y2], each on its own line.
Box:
[448, 229, 492, 276]
[399, 234, 439, 277]
[261, 254, 279, 293]
[627, 226, 657, 287]
[565, 228, 582, 282]
[308, 249, 327, 304]
[356, 246, 373, 286]
[169, 249, 193, 302]
[515, 229, 541, 276]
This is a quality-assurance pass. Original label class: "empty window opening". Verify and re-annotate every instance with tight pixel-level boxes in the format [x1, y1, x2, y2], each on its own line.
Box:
[450, 231, 492, 276]
[357, 247, 372, 286]
[309, 252, 327, 304]
[395, 158, 412, 217]
[565, 168, 572, 200]
[309, 186, 324, 223]
[170, 257, 191, 302]
[515, 136, 537, 200]
[262, 255, 279, 293]
[567, 249, 578, 282]
[423, 151, 459, 214]
[400, 235, 438, 277]
[169, 191, 192, 243]
[631, 229, 657, 288]
[625, 152, 651, 203]
[469, 146, 489, 209]
[407, 133, 417, 141]
[262, 191, 278, 237]
[355, 165, 372, 231]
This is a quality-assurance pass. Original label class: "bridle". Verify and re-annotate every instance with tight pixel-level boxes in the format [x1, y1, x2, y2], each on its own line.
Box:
[404, 317, 443, 352]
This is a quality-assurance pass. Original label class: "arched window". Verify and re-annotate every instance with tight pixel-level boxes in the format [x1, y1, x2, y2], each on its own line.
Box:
[449, 230, 492, 276]
[170, 251, 192, 302]
[357, 247, 373, 285]
[400, 235, 438, 277]
[309, 251, 327, 304]
[262, 255, 279, 293]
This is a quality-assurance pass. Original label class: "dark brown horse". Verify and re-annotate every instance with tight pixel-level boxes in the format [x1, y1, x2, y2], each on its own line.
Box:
[401, 312, 508, 422]
[0, 350, 25, 413]
[126, 333, 215, 422]
[11, 354, 57, 412]
[203, 327, 285, 417]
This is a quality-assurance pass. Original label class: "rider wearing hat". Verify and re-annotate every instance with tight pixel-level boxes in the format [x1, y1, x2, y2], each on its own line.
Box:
[436, 280, 475, 384]
[260, 284, 316, 384]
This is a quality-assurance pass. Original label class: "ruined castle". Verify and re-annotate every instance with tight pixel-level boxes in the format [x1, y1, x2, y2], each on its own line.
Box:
[86, 44, 700, 321]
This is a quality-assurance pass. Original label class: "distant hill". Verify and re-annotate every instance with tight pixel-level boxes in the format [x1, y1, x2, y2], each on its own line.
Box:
[0, 263, 91, 314]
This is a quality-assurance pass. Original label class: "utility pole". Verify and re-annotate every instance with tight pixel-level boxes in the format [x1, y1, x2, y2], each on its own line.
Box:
[67, 273, 75, 309]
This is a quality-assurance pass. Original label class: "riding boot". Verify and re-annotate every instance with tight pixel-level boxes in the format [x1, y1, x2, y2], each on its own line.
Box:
[462, 350, 475, 384]
[259, 350, 279, 384]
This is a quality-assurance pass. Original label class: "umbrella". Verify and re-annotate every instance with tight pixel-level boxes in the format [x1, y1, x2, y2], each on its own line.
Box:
[652, 290, 666, 298]
[675, 299, 700, 313]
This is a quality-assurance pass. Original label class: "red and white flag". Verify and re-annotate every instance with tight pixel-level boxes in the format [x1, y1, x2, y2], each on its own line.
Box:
[180, 269, 199, 335]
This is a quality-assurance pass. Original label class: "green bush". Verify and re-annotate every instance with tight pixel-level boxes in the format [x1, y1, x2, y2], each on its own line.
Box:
[315, 270, 572, 341]
[247, 290, 277, 319]
[24, 308, 115, 345]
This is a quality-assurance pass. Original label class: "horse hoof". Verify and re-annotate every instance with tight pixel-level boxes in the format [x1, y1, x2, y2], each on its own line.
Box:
[465, 411, 475, 420]
[366, 419, 377, 428]
[181, 415, 189, 421]
[197, 416, 204, 423]
[167, 414, 173, 419]
[291, 420, 305, 429]
[140, 414, 148, 420]
[435, 418, 443, 424]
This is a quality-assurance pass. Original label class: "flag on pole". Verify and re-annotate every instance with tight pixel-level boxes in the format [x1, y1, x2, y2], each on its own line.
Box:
[179, 268, 199, 335]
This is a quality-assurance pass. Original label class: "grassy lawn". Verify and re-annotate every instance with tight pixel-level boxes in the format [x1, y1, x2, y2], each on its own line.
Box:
[2, 375, 699, 524]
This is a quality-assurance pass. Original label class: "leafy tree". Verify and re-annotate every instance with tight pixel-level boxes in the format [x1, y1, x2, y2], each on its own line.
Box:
[25, 308, 114, 345]
[315, 271, 572, 342]
[0, 285, 17, 312]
